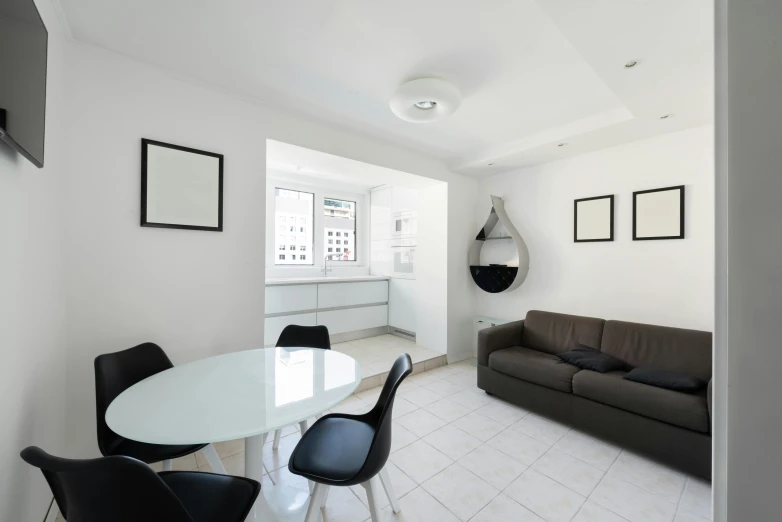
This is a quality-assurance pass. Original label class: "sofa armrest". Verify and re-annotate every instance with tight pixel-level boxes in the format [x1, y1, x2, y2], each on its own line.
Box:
[478, 320, 524, 367]
[707, 377, 713, 428]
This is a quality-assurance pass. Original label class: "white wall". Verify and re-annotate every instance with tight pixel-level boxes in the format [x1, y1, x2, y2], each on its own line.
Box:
[61, 42, 478, 456]
[474, 126, 714, 331]
[0, 0, 68, 519]
[716, 1, 782, 520]
[417, 183, 449, 354]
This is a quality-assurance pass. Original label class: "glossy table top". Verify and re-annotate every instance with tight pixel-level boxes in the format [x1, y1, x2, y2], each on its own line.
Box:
[106, 348, 362, 445]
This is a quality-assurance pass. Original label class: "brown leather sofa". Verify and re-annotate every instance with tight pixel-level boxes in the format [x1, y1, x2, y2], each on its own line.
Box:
[477, 310, 712, 479]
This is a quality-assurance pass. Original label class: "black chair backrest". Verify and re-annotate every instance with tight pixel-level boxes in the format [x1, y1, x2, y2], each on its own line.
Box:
[353, 353, 412, 484]
[276, 325, 331, 350]
[21, 446, 194, 522]
[94, 343, 174, 456]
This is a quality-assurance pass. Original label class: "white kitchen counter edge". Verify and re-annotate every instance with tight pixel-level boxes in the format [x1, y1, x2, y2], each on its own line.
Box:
[265, 275, 391, 286]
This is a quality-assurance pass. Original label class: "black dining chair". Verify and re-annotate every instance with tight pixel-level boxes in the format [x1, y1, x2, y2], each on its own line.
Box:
[288, 353, 413, 522]
[271, 325, 331, 450]
[276, 324, 331, 350]
[21, 446, 260, 522]
[94, 342, 225, 473]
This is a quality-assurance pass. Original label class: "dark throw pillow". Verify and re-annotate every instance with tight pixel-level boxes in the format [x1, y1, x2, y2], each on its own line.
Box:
[556, 344, 629, 373]
[623, 367, 706, 393]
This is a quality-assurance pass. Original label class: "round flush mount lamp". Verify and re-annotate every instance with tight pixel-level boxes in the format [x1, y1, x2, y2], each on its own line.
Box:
[390, 78, 462, 123]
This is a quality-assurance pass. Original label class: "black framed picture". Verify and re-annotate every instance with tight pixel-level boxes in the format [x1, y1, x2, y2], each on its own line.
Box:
[574, 194, 614, 242]
[633, 185, 685, 240]
[141, 139, 224, 231]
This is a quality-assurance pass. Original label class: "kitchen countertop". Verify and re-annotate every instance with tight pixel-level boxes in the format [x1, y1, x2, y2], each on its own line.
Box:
[265, 275, 391, 286]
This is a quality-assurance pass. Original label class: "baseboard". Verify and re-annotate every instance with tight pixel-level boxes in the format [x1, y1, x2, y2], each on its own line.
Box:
[330, 326, 390, 344]
[389, 327, 416, 342]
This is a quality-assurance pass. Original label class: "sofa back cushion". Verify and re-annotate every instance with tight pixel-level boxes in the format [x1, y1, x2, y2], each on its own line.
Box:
[600, 320, 712, 382]
[520, 310, 606, 355]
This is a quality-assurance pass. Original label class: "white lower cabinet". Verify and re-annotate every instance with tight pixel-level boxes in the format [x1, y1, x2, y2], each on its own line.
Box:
[264, 279, 390, 345]
[389, 279, 416, 333]
[264, 313, 317, 346]
[317, 305, 388, 335]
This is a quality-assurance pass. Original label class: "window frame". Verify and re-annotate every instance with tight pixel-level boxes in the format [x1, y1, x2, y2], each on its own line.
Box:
[266, 177, 366, 274]
[323, 197, 357, 263]
[273, 187, 315, 266]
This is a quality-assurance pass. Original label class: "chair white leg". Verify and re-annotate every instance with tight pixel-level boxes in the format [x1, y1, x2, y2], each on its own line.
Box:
[304, 483, 327, 522]
[322, 485, 330, 506]
[273, 429, 282, 450]
[299, 420, 309, 434]
[361, 476, 383, 522]
[379, 467, 401, 513]
[162, 459, 173, 471]
[201, 444, 227, 474]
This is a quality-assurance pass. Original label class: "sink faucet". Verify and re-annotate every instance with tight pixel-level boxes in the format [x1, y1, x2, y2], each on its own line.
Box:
[322, 255, 334, 277]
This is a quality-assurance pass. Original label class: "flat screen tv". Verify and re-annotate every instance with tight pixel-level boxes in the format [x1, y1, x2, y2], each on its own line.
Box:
[0, 0, 48, 168]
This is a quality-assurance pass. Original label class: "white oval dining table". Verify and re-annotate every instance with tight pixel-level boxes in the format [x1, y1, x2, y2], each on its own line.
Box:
[106, 347, 362, 521]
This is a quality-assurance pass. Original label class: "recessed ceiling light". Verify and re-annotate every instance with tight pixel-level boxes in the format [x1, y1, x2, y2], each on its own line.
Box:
[624, 60, 639, 68]
[558, 143, 568, 147]
[660, 114, 674, 119]
[488, 163, 494, 166]
[414, 100, 437, 110]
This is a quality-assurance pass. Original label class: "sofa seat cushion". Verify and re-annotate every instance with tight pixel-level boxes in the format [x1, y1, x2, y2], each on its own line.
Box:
[572, 370, 710, 433]
[489, 346, 580, 393]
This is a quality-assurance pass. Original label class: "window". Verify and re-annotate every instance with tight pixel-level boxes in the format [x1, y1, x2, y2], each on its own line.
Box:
[274, 188, 314, 265]
[328, 239, 333, 245]
[324, 198, 356, 261]
[328, 247, 333, 252]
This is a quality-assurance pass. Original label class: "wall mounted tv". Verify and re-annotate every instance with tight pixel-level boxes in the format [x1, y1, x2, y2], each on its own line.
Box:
[0, 0, 48, 168]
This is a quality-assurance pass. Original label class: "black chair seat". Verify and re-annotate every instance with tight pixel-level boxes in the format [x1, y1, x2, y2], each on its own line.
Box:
[289, 416, 376, 484]
[20, 446, 261, 522]
[160, 471, 260, 522]
[108, 439, 207, 464]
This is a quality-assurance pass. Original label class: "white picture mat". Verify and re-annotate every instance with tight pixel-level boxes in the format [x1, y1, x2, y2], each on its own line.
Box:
[635, 189, 682, 238]
[145, 145, 220, 227]
[576, 198, 612, 240]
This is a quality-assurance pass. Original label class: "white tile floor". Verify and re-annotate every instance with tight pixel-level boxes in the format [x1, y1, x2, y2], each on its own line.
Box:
[57, 357, 712, 522]
[332, 334, 447, 390]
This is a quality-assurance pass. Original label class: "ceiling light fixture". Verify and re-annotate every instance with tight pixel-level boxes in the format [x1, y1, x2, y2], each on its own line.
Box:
[390, 78, 462, 123]
[624, 60, 639, 68]
[660, 114, 674, 119]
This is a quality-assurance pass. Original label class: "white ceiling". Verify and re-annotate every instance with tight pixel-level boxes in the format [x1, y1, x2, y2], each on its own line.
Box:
[60, 0, 713, 177]
[267, 139, 443, 191]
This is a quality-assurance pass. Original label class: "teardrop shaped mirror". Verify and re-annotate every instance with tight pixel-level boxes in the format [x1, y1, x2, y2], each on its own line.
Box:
[469, 195, 529, 293]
